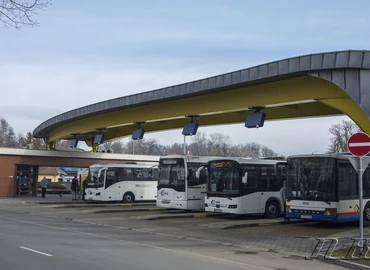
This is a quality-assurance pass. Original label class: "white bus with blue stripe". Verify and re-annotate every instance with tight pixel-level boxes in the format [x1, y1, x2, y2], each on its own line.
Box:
[286, 153, 370, 223]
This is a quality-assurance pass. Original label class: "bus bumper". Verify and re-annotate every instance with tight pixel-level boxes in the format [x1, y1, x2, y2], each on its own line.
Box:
[286, 212, 339, 222]
[156, 199, 188, 210]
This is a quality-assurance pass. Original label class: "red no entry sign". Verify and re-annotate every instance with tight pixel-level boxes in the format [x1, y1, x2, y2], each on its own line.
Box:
[348, 132, 370, 157]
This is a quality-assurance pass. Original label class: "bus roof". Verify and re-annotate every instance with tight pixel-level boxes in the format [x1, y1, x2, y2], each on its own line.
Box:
[287, 152, 370, 160]
[89, 163, 158, 169]
[207, 157, 285, 165]
[160, 155, 229, 164]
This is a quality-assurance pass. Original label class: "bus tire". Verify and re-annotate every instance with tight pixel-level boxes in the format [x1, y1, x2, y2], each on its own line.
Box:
[123, 192, 135, 203]
[364, 203, 370, 227]
[265, 200, 279, 219]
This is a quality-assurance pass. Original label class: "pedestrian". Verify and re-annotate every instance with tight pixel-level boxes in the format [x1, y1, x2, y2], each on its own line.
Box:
[82, 176, 89, 201]
[71, 176, 79, 201]
[40, 177, 48, 198]
[280, 181, 292, 220]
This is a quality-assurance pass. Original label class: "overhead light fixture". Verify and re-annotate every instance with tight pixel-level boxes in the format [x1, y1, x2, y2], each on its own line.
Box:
[94, 128, 105, 145]
[245, 107, 266, 128]
[182, 115, 199, 136]
[132, 122, 145, 140]
[69, 134, 79, 148]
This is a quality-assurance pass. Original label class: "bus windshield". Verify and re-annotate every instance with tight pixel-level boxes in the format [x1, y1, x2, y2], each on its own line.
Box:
[207, 160, 241, 197]
[87, 166, 103, 188]
[158, 158, 186, 191]
[287, 157, 337, 202]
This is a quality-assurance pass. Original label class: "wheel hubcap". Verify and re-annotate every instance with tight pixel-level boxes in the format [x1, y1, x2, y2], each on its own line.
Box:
[365, 207, 370, 221]
[269, 204, 277, 214]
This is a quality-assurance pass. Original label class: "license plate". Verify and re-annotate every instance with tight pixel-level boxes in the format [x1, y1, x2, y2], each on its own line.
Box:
[301, 215, 312, 219]
[214, 209, 222, 213]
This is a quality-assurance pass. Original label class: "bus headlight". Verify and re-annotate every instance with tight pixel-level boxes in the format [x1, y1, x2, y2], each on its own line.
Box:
[96, 192, 101, 196]
[205, 203, 209, 207]
[324, 208, 337, 216]
[228, 205, 237, 209]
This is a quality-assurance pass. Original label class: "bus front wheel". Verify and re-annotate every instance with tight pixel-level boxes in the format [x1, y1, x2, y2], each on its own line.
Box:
[364, 203, 370, 226]
[123, 192, 135, 203]
[265, 200, 279, 219]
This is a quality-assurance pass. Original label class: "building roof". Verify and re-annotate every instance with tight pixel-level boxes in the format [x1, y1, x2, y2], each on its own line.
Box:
[39, 167, 67, 176]
[33, 49, 370, 140]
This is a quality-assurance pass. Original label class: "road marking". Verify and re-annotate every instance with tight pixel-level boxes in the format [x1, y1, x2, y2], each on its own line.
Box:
[193, 213, 209, 218]
[19, 246, 53, 257]
[1, 214, 267, 269]
[258, 222, 280, 226]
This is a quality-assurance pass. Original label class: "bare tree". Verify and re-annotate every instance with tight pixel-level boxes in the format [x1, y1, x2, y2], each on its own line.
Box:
[0, 0, 51, 29]
[168, 142, 184, 155]
[24, 130, 45, 149]
[261, 146, 278, 157]
[110, 140, 124, 153]
[188, 131, 208, 156]
[55, 140, 70, 150]
[207, 132, 231, 156]
[327, 120, 361, 153]
[0, 118, 23, 147]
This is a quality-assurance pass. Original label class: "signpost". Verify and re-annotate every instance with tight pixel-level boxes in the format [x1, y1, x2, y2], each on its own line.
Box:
[348, 132, 370, 246]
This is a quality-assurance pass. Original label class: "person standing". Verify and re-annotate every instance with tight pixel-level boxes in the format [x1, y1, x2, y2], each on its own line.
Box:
[82, 176, 89, 201]
[71, 176, 79, 201]
[40, 177, 48, 198]
[280, 181, 293, 221]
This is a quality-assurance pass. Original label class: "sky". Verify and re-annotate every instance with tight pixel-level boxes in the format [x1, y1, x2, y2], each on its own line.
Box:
[1, 0, 370, 156]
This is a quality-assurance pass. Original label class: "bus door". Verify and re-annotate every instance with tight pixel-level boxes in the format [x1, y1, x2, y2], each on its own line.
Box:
[259, 166, 278, 212]
[104, 168, 117, 201]
[275, 162, 287, 209]
[187, 164, 206, 209]
[242, 166, 260, 213]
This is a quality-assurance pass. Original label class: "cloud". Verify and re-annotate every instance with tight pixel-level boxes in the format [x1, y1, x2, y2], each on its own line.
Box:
[0, 0, 367, 154]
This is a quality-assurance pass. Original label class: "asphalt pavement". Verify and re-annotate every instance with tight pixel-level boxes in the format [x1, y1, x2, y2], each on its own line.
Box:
[0, 208, 347, 270]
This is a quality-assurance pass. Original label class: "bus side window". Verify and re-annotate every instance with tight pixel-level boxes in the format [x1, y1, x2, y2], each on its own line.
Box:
[338, 163, 357, 199]
[199, 168, 207, 185]
[124, 168, 134, 181]
[188, 166, 202, 187]
[364, 166, 370, 198]
[105, 169, 116, 189]
[242, 167, 259, 195]
[149, 168, 159, 181]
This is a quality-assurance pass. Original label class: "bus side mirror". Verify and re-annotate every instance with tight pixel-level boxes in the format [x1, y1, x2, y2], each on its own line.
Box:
[242, 172, 248, 184]
[196, 166, 204, 179]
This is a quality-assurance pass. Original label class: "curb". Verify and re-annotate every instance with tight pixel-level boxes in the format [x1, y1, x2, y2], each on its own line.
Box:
[220, 219, 310, 230]
[137, 212, 230, 221]
[37, 202, 156, 207]
[94, 208, 166, 214]
[315, 254, 370, 270]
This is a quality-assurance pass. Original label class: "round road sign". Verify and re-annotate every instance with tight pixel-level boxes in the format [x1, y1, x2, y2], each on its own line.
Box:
[347, 132, 370, 157]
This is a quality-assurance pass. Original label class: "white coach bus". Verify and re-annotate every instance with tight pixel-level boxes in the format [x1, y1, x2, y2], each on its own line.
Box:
[201, 158, 287, 217]
[85, 163, 158, 203]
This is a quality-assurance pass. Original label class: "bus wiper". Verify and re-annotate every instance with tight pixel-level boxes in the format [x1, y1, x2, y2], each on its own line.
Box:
[316, 197, 331, 205]
[207, 193, 217, 199]
[286, 196, 299, 202]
